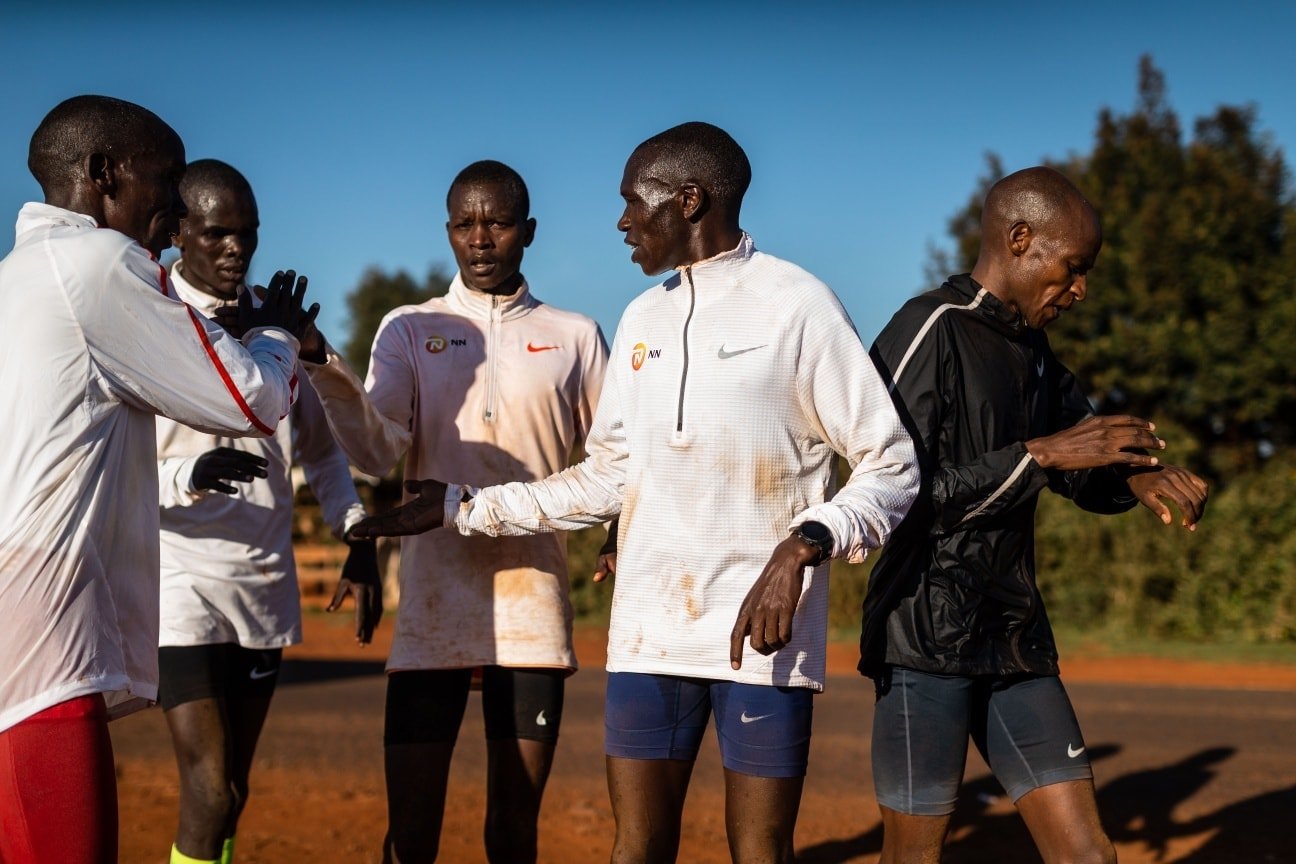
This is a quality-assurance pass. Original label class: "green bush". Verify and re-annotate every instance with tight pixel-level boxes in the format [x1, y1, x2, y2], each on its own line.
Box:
[1035, 457, 1296, 643]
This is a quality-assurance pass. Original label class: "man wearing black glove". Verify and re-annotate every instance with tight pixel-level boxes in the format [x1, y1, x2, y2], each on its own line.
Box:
[154, 160, 381, 864]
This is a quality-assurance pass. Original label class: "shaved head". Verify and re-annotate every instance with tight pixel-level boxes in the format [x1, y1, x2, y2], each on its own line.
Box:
[630, 122, 751, 216]
[181, 159, 256, 215]
[982, 166, 1098, 244]
[28, 95, 181, 196]
[971, 166, 1103, 329]
[448, 160, 529, 220]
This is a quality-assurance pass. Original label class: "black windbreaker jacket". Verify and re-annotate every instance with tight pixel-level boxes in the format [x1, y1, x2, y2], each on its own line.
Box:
[860, 274, 1136, 679]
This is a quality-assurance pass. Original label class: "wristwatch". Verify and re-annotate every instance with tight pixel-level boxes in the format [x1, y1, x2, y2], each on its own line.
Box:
[792, 521, 833, 566]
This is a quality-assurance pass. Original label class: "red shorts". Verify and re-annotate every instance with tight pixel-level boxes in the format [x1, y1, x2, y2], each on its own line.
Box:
[0, 694, 117, 863]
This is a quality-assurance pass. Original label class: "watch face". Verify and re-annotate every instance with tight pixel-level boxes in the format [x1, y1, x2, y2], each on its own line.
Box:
[799, 522, 831, 545]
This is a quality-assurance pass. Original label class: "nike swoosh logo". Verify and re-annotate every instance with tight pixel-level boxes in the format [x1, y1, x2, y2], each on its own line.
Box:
[1067, 743, 1085, 758]
[249, 667, 276, 681]
[536, 710, 547, 726]
[1036, 358, 1045, 377]
[527, 342, 559, 353]
[739, 711, 775, 724]
[718, 344, 768, 360]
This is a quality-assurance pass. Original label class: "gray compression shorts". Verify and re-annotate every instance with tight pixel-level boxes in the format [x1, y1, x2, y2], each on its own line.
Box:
[871, 666, 1093, 815]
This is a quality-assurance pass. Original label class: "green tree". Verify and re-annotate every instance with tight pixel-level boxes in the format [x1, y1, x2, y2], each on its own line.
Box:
[342, 266, 452, 377]
[933, 56, 1296, 479]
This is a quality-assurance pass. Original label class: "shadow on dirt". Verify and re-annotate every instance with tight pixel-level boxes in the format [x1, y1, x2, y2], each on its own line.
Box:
[795, 744, 1293, 863]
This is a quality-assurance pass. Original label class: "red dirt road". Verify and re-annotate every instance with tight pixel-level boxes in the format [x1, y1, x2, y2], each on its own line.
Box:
[111, 614, 1296, 863]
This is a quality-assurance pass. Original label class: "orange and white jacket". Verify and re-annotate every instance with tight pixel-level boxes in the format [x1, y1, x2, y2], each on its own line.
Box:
[305, 275, 607, 671]
[450, 235, 918, 691]
[0, 203, 299, 732]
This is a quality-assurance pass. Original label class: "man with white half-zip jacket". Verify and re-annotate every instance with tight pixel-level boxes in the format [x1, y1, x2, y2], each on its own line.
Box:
[862, 166, 1209, 864]
[302, 161, 608, 863]
[350, 123, 920, 864]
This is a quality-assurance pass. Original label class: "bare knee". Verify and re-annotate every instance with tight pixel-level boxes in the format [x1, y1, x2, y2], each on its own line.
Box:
[879, 807, 948, 864]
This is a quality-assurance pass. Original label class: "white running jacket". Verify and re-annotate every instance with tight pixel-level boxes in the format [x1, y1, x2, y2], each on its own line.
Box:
[305, 275, 607, 671]
[0, 204, 300, 732]
[451, 235, 918, 690]
[156, 264, 365, 650]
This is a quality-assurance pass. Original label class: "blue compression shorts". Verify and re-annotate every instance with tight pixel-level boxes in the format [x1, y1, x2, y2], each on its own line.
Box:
[604, 671, 814, 778]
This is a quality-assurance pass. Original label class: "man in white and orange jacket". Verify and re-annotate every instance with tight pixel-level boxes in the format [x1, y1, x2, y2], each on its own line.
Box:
[303, 161, 607, 863]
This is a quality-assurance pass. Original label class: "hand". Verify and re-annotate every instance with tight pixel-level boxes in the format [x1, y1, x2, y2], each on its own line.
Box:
[595, 552, 617, 583]
[238, 270, 320, 343]
[347, 479, 449, 539]
[1027, 415, 1165, 471]
[213, 286, 266, 341]
[1127, 466, 1209, 531]
[298, 319, 326, 364]
[212, 302, 242, 338]
[729, 535, 818, 669]
[191, 446, 268, 494]
[327, 537, 383, 644]
[594, 518, 619, 583]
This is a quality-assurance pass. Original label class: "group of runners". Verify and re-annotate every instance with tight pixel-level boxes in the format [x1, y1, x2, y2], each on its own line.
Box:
[0, 94, 1209, 864]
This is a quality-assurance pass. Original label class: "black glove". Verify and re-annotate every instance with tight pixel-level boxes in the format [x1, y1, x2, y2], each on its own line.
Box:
[191, 447, 269, 494]
[347, 479, 449, 539]
[328, 537, 384, 644]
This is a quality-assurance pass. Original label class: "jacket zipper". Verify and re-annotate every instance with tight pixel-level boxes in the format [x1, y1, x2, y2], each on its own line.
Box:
[677, 267, 697, 432]
[484, 294, 499, 422]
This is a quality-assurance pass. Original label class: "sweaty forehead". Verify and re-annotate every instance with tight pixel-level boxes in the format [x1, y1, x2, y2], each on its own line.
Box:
[185, 185, 257, 221]
[448, 181, 522, 215]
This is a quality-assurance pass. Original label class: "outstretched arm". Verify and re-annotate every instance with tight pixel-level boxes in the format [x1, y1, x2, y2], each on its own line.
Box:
[300, 314, 417, 477]
[84, 249, 307, 436]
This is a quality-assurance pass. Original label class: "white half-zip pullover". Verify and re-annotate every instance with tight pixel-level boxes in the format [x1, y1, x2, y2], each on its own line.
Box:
[305, 275, 607, 671]
[451, 235, 918, 690]
[156, 264, 365, 649]
[0, 203, 300, 732]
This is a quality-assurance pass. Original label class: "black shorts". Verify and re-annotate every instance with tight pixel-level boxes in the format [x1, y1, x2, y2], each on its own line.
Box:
[871, 666, 1093, 815]
[384, 666, 565, 747]
[157, 644, 283, 711]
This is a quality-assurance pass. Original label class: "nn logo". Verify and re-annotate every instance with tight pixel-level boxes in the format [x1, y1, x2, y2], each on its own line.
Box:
[631, 342, 661, 371]
[426, 336, 468, 354]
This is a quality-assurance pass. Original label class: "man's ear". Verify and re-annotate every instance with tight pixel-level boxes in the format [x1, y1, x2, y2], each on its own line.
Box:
[87, 152, 116, 197]
[522, 216, 537, 248]
[679, 182, 708, 222]
[1008, 220, 1033, 257]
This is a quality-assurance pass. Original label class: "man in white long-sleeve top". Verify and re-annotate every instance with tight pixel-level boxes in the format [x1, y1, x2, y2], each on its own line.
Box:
[301, 160, 608, 863]
[0, 95, 315, 864]
[351, 123, 920, 864]
[155, 159, 379, 864]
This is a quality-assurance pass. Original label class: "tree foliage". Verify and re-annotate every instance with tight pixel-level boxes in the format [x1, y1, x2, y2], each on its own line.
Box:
[342, 266, 452, 378]
[935, 57, 1296, 479]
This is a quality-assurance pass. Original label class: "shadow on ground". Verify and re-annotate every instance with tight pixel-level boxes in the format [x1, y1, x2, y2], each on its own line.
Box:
[796, 743, 1296, 863]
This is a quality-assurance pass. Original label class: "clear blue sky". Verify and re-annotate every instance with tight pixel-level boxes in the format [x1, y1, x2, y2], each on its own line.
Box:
[3, 2, 1294, 345]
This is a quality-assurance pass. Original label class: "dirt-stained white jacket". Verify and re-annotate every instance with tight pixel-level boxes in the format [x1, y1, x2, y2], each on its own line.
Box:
[450, 234, 918, 691]
[156, 264, 365, 650]
[0, 203, 299, 732]
[305, 275, 607, 671]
